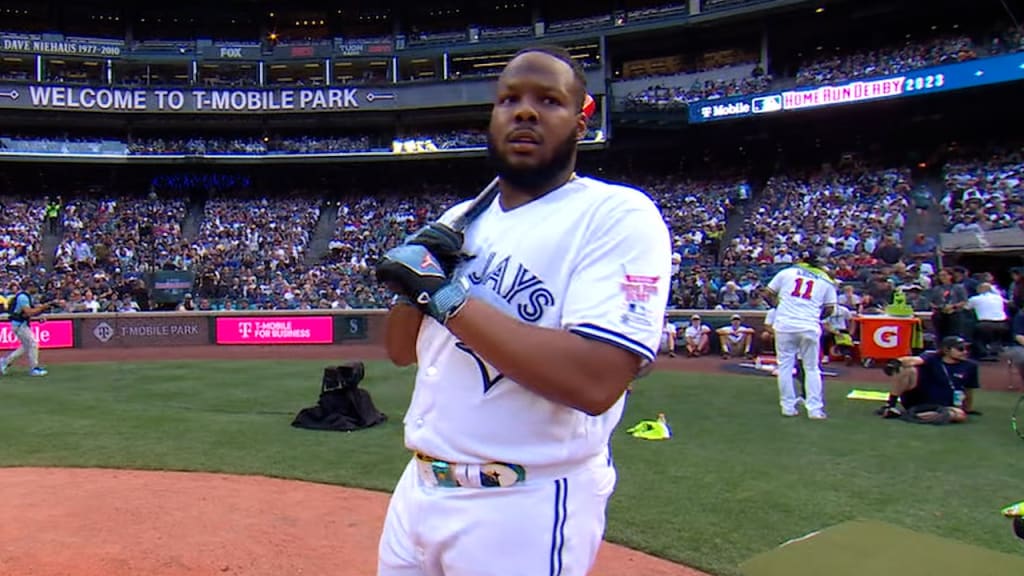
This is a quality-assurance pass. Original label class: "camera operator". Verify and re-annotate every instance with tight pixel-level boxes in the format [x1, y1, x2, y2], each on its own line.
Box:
[877, 336, 980, 424]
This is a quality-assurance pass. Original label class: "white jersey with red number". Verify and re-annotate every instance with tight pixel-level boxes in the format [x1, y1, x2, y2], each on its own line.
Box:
[766, 266, 838, 335]
[405, 176, 673, 468]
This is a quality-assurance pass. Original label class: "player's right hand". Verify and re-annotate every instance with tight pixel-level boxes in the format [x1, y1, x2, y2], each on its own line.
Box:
[403, 222, 468, 275]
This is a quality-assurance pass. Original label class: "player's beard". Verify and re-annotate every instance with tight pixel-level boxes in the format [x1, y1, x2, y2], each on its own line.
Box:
[487, 129, 578, 192]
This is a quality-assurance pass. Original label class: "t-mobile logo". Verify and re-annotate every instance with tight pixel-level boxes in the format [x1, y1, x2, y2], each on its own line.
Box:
[238, 322, 254, 338]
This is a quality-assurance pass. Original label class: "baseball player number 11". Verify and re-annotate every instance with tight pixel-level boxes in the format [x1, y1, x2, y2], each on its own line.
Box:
[790, 278, 816, 300]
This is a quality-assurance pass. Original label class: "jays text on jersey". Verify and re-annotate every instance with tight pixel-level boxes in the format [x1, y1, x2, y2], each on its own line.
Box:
[406, 176, 673, 468]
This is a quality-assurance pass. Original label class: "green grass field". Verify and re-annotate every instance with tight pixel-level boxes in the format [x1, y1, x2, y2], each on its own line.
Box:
[0, 359, 1022, 575]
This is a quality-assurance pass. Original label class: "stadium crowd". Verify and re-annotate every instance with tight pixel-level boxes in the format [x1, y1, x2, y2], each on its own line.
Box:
[623, 23, 1023, 110]
[940, 146, 1024, 232]
[0, 148, 1019, 318]
[793, 32, 977, 87]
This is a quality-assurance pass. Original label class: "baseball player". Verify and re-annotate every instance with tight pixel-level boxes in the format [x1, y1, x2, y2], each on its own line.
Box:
[1, 279, 59, 377]
[373, 45, 672, 576]
[764, 254, 837, 419]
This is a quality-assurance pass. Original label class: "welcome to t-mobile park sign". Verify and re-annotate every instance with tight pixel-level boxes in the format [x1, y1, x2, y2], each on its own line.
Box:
[0, 84, 400, 113]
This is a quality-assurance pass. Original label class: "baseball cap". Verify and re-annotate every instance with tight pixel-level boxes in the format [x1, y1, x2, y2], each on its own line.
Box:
[940, 336, 969, 350]
[731, 314, 742, 321]
[690, 314, 701, 320]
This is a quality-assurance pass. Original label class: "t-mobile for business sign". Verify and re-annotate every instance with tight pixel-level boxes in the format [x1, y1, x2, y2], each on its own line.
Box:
[0, 321, 75, 350]
[216, 317, 334, 345]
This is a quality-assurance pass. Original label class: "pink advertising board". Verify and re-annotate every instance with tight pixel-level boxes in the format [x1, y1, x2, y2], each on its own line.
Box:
[216, 316, 334, 345]
[0, 320, 75, 350]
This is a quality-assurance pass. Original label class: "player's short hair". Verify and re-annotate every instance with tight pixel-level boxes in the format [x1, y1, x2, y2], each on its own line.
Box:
[508, 45, 587, 110]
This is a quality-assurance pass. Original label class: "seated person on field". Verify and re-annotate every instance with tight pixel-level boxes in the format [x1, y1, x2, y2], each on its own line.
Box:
[660, 316, 678, 357]
[683, 314, 711, 357]
[877, 336, 980, 424]
[822, 304, 855, 364]
[716, 314, 755, 359]
[760, 307, 776, 355]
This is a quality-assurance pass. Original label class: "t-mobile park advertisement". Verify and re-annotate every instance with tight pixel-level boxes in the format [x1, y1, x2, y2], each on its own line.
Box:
[216, 316, 334, 345]
[0, 320, 75, 350]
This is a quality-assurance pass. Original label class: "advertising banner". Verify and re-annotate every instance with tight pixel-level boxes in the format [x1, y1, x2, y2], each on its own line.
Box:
[0, 70, 604, 115]
[687, 52, 1024, 124]
[202, 44, 263, 60]
[148, 270, 196, 304]
[334, 315, 369, 341]
[0, 84, 395, 114]
[0, 32, 123, 58]
[334, 38, 394, 56]
[216, 316, 334, 345]
[0, 320, 74, 350]
[80, 317, 209, 348]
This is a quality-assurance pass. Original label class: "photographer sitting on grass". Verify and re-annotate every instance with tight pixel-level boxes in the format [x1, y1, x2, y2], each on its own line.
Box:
[877, 336, 980, 424]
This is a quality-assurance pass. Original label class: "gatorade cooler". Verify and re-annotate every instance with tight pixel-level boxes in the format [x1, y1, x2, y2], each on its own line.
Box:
[855, 315, 920, 361]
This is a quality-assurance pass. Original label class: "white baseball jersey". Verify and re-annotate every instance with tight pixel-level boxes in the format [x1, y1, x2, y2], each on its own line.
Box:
[766, 266, 838, 336]
[683, 323, 709, 340]
[405, 176, 672, 468]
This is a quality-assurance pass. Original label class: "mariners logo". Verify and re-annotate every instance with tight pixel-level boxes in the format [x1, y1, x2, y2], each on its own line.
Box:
[92, 321, 114, 343]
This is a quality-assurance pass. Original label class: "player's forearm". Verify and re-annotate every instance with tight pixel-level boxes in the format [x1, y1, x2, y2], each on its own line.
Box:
[384, 304, 423, 367]
[446, 299, 639, 416]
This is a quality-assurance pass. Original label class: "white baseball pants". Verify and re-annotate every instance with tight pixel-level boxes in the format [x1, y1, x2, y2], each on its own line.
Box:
[378, 453, 615, 576]
[4, 323, 39, 369]
[773, 330, 825, 414]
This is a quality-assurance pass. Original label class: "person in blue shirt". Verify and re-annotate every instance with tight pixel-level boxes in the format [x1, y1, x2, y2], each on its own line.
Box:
[2, 279, 60, 377]
[877, 336, 980, 424]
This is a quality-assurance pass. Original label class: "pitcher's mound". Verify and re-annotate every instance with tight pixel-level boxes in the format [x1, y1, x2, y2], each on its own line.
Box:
[0, 467, 707, 576]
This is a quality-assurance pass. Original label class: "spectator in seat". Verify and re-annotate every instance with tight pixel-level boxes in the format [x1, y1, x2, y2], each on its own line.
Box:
[902, 285, 933, 312]
[719, 281, 743, 309]
[716, 314, 755, 359]
[683, 314, 712, 357]
[838, 284, 862, 310]
[177, 293, 196, 312]
[877, 336, 980, 424]
[909, 233, 936, 258]
[873, 235, 903, 265]
[966, 282, 1009, 359]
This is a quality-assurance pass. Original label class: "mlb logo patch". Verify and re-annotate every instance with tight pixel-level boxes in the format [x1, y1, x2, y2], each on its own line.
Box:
[621, 302, 654, 327]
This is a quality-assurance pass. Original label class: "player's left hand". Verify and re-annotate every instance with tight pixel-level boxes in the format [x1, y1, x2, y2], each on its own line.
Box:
[375, 245, 468, 324]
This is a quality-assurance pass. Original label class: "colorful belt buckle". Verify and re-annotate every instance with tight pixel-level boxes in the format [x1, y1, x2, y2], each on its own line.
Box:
[479, 463, 526, 488]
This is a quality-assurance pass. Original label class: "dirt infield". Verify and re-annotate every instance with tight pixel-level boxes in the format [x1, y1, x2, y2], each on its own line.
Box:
[0, 467, 708, 576]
